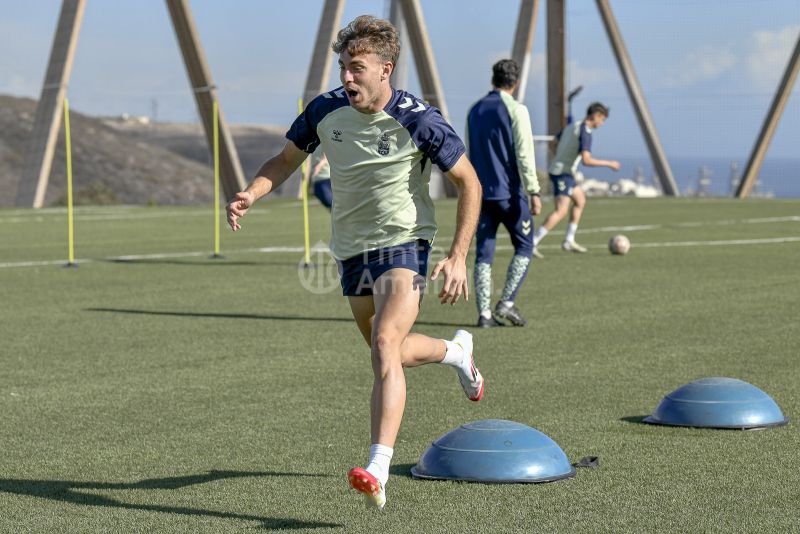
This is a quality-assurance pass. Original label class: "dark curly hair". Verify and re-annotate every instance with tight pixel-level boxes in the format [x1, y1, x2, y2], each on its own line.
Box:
[492, 59, 520, 89]
[586, 102, 610, 117]
[332, 15, 400, 65]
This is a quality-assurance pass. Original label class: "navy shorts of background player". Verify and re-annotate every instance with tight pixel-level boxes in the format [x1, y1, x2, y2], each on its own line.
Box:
[549, 120, 592, 197]
[549, 173, 577, 197]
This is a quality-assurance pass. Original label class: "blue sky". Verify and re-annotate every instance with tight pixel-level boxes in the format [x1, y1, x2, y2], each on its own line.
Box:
[2, 0, 799, 159]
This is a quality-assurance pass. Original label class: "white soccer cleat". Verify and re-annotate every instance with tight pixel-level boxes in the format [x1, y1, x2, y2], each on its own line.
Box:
[532, 247, 545, 259]
[452, 330, 484, 402]
[562, 240, 588, 253]
[348, 467, 386, 510]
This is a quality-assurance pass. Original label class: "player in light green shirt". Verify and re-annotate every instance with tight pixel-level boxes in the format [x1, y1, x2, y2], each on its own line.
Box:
[534, 102, 620, 253]
[226, 15, 484, 510]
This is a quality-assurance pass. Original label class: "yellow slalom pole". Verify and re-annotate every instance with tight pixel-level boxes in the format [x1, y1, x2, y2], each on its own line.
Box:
[212, 100, 222, 259]
[298, 97, 311, 266]
[64, 98, 76, 267]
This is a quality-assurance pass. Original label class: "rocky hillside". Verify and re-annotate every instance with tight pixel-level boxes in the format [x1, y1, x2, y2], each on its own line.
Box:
[0, 94, 299, 207]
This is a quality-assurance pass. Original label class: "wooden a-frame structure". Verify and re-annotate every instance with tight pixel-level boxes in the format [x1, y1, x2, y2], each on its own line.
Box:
[18, 0, 798, 205]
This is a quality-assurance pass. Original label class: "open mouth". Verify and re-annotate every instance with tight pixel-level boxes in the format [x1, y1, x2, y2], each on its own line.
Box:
[345, 88, 359, 99]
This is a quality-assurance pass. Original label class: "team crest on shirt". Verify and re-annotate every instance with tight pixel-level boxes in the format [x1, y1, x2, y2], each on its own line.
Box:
[377, 133, 390, 156]
[331, 129, 343, 143]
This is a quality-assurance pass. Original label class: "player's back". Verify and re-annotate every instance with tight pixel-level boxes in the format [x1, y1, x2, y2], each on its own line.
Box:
[549, 121, 591, 176]
[466, 90, 522, 200]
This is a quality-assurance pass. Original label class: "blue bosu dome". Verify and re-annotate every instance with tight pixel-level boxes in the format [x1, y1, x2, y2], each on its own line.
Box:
[411, 419, 575, 483]
[643, 377, 788, 429]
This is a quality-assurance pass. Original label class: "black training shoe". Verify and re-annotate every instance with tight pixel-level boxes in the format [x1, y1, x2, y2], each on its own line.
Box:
[493, 302, 528, 327]
[477, 316, 505, 328]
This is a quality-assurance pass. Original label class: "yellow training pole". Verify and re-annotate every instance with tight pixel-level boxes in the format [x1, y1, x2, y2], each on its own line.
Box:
[298, 97, 311, 266]
[64, 98, 76, 267]
[212, 100, 222, 259]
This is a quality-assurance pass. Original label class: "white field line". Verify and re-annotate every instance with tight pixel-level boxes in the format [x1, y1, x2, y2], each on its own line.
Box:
[0, 208, 797, 226]
[494, 236, 800, 252]
[2, 237, 799, 269]
[0, 202, 305, 224]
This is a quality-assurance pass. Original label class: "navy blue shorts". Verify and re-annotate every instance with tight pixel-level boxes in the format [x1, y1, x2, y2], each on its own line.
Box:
[338, 239, 431, 297]
[550, 173, 577, 197]
[475, 197, 534, 263]
[313, 179, 332, 209]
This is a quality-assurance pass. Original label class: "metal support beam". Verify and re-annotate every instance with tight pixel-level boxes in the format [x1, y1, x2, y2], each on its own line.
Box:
[389, 0, 409, 90]
[546, 0, 565, 160]
[16, 0, 86, 208]
[511, 0, 540, 102]
[166, 0, 246, 201]
[399, 0, 449, 119]
[736, 32, 800, 198]
[595, 0, 679, 196]
[399, 0, 455, 196]
[303, 0, 345, 106]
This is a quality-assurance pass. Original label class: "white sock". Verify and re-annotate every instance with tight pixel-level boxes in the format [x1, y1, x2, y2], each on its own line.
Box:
[499, 299, 513, 308]
[565, 223, 578, 243]
[441, 339, 464, 366]
[365, 444, 393, 486]
[479, 309, 492, 320]
[533, 227, 548, 246]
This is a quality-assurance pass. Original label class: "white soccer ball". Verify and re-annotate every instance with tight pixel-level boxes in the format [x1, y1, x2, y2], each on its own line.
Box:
[609, 234, 631, 255]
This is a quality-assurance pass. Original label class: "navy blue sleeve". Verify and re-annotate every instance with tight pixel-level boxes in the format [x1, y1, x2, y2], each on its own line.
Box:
[414, 107, 466, 172]
[387, 90, 466, 172]
[579, 123, 592, 153]
[286, 87, 348, 153]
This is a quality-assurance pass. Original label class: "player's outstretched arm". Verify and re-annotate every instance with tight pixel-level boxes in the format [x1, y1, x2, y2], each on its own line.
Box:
[581, 150, 620, 171]
[227, 142, 308, 231]
[431, 154, 482, 305]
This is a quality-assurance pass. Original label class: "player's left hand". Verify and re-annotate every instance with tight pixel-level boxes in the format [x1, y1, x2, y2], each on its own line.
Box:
[431, 255, 469, 305]
[530, 194, 542, 216]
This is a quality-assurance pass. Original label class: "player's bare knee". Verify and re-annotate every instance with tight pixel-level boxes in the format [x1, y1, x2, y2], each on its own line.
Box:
[371, 333, 402, 365]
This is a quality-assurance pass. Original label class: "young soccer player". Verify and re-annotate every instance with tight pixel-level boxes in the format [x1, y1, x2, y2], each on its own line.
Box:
[226, 15, 484, 510]
[466, 59, 542, 328]
[533, 102, 620, 254]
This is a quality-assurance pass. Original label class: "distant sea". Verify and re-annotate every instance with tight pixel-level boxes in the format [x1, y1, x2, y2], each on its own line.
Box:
[572, 156, 800, 198]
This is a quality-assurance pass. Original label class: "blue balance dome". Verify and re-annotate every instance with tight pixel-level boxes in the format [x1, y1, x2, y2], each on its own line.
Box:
[411, 419, 575, 483]
[644, 377, 788, 429]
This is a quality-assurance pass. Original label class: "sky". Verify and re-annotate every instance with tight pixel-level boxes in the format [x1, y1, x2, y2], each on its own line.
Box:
[1, 0, 799, 160]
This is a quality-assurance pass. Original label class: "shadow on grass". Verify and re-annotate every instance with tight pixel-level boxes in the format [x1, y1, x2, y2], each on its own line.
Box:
[107, 258, 268, 267]
[106, 258, 303, 267]
[86, 307, 466, 328]
[0, 470, 341, 530]
[389, 463, 416, 479]
[620, 415, 649, 424]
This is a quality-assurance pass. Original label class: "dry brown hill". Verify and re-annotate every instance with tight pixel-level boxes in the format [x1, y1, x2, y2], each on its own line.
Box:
[0, 94, 299, 207]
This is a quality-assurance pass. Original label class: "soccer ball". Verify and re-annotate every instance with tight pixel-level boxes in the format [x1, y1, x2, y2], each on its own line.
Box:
[608, 235, 630, 255]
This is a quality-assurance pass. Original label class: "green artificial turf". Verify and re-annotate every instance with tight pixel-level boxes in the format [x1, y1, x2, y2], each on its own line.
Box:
[0, 197, 798, 532]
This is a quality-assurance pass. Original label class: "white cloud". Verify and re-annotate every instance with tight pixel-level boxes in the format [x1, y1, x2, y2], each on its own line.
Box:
[568, 59, 616, 87]
[746, 25, 800, 89]
[660, 46, 737, 88]
[526, 52, 614, 87]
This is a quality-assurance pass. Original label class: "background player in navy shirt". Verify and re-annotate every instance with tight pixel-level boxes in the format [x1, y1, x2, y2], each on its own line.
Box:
[466, 59, 542, 328]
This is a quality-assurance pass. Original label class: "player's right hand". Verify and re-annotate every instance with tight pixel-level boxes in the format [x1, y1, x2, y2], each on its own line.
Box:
[226, 191, 254, 231]
[609, 161, 621, 171]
